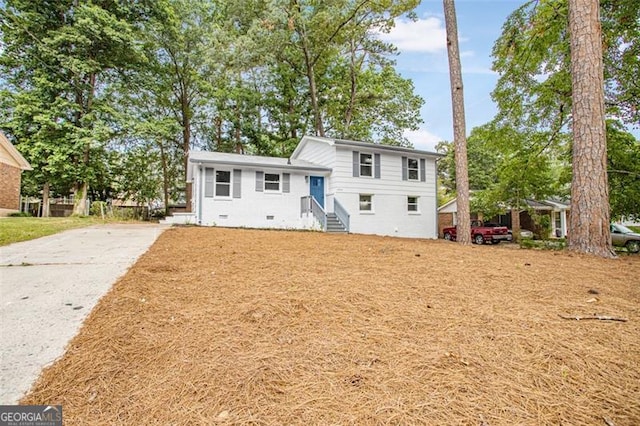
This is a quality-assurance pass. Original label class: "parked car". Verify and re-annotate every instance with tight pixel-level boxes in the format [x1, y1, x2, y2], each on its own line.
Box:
[507, 228, 534, 241]
[611, 223, 640, 253]
[442, 220, 510, 245]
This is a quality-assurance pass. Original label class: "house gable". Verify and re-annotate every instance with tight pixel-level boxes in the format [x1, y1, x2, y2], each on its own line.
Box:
[0, 132, 32, 171]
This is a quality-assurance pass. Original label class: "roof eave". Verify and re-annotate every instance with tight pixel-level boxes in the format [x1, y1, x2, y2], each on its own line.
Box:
[333, 138, 443, 158]
[188, 157, 331, 172]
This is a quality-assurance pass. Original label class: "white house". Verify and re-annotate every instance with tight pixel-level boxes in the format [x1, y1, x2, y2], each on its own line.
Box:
[173, 136, 442, 239]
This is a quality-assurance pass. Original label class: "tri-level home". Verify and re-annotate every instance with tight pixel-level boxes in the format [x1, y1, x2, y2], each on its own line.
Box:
[173, 136, 442, 239]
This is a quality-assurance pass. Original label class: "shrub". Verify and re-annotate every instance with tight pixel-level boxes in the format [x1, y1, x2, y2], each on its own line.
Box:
[8, 211, 32, 217]
[520, 238, 567, 250]
[90, 201, 109, 217]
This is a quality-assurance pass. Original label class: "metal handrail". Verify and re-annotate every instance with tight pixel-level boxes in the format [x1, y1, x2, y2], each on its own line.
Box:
[300, 196, 326, 230]
[310, 196, 327, 231]
[333, 198, 350, 231]
[300, 196, 311, 216]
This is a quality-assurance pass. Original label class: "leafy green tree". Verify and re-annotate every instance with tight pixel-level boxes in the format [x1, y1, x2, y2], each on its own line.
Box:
[491, 0, 636, 255]
[607, 120, 640, 221]
[1, 0, 152, 215]
[492, 0, 639, 130]
[248, 0, 423, 147]
[437, 123, 566, 236]
[139, 0, 225, 210]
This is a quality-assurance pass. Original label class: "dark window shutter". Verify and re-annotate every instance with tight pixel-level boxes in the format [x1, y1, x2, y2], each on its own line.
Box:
[283, 173, 290, 193]
[233, 169, 241, 198]
[205, 168, 214, 197]
[255, 171, 264, 192]
[374, 153, 381, 179]
[401, 157, 408, 181]
[352, 151, 359, 177]
[420, 158, 426, 182]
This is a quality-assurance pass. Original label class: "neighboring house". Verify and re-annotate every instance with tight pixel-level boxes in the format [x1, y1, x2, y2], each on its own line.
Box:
[172, 136, 442, 239]
[521, 199, 570, 238]
[437, 198, 570, 239]
[0, 132, 32, 216]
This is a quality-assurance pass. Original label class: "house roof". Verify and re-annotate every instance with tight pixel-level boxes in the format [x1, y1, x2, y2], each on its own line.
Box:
[189, 151, 332, 172]
[0, 131, 32, 170]
[292, 135, 443, 159]
[437, 198, 457, 212]
[524, 199, 570, 210]
[438, 198, 570, 213]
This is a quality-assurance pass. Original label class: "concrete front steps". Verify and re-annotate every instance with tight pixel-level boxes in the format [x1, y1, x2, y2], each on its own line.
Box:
[326, 213, 347, 233]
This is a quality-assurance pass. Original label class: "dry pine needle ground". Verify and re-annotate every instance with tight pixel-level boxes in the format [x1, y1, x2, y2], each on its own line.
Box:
[22, 227, 640, 425]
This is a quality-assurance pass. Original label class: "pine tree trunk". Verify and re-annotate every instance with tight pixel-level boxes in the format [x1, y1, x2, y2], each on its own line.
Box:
[443, 0, 471, 245]
[567, 0, 614, 258]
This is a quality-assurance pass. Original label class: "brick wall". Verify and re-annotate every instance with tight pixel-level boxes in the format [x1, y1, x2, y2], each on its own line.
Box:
[438, 212, 453, 238]
[0, 162, 22, 210]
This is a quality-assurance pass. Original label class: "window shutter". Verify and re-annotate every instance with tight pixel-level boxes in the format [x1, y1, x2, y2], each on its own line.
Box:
[233, 169, 241, 198]
[374, 153, 381, 179]
[283, 173, 290, 193]
[420, 158, 426, 182]
[255, 171, 264, 192]
[205, 168, 214, 197]
[401, 157, 408, 181]
[352, 151, 359, 177]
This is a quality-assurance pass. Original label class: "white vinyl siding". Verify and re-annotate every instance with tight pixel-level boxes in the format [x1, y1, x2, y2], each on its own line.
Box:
[198, 168, 308, 229]
[329, 146, 439, 238]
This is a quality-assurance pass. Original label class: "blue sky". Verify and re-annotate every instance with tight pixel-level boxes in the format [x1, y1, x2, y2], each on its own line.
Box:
[379, 0, 526, 151]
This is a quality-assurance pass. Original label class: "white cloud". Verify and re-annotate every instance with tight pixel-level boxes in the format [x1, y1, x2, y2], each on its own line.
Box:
[377, 17, 448, 53]
[404, 128, 444, 152]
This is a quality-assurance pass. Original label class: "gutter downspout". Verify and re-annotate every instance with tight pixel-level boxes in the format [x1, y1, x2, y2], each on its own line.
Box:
[434, 157, 440, 239]
[198, 163, 203, 225]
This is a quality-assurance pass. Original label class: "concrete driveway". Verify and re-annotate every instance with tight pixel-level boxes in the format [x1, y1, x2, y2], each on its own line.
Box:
[0, 224, 165, 404]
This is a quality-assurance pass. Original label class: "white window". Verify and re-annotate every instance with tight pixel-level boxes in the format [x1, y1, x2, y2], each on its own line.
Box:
[407, 196, 419, 212]
[360, 153, 373, 177]
[359, 194, 372, 211]
[264, 173, 280, 191]
[215, 170, 231, 197]
[407, 158, 419, 180]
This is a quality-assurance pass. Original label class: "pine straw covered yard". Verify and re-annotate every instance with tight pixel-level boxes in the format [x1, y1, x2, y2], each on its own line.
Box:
[22, 227, 640, 425]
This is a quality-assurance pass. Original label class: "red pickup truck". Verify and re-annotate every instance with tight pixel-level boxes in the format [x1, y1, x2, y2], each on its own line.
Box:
[442, 220, 511, 245]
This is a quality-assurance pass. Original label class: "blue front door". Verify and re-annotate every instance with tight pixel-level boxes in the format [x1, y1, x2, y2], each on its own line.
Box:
[309, 176, 325, 208]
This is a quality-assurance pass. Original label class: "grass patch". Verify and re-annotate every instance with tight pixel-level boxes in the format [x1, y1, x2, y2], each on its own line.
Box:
[0, 216, 107, 246]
